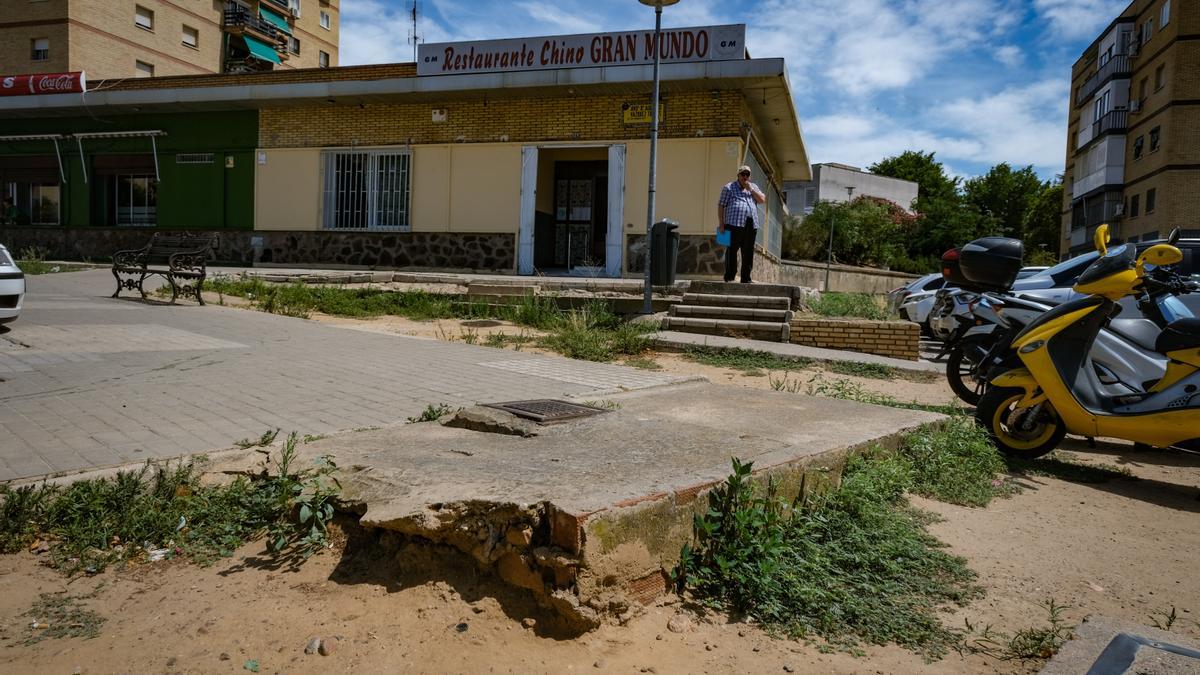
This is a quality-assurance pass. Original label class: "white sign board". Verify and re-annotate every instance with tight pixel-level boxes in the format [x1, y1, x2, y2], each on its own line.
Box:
[418, 25, 745, 76]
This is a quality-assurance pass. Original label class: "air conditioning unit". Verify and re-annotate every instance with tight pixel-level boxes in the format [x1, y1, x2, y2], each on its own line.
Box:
[1114, 204, 1125, 216]
[1130, 99, 1141, 112]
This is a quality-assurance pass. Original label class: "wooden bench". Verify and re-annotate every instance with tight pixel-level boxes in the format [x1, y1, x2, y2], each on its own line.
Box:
[111, 232, 218, 305]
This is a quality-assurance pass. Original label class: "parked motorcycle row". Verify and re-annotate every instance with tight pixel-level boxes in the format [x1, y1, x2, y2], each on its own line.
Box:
[895, 227, 1200, 458]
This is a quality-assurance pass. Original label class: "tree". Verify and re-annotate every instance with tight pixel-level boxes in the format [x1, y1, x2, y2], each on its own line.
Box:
[784, 196, 917, 269]
[870, 151, 972, 258]
[1021, 180, 1065, 264]
[869, 151, 959, 208]
[962, 163, 1047, 238]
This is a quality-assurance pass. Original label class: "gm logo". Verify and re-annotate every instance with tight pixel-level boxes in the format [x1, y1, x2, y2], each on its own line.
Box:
[720, 40, 739, 48]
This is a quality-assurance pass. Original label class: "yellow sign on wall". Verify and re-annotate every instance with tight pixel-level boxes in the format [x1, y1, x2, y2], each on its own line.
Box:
[622, 102, 665, 124]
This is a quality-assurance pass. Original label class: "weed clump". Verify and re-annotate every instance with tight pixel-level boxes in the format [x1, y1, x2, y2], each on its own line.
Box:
[675, 453, 980, 658]
[808, 292, 890, 321]
[0, 433, 340, 574]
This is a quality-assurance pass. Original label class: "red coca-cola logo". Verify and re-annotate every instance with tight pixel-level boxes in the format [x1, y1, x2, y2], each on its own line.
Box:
[33, 74, 77, 93]
[0, 71, 85, 97]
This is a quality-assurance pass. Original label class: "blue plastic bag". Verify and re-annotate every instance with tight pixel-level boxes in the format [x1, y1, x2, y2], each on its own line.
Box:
[715, 228, 731, 247]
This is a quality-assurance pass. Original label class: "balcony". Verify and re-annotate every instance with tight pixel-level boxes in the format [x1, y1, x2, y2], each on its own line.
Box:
[1075, 55, 1132, 107]
[1077, 109, 1128, 150]
[222, 6, 289, 59]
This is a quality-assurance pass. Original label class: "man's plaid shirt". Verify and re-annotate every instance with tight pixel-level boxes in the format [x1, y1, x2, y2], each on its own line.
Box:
[718, 181, 761, 229]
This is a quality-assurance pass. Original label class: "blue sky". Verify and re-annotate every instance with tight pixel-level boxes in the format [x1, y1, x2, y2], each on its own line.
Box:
[340, 0, 1132, 181]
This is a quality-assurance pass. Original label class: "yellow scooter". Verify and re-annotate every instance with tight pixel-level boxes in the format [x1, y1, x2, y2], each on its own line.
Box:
[976, 225, 1200, 458]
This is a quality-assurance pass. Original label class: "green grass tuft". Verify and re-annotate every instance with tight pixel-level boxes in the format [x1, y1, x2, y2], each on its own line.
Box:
[683, 347, 812, 372]
[809, 292, 890, 321]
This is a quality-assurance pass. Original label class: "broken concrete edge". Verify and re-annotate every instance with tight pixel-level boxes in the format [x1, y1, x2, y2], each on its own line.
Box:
[566, 375, 710, 400]
[346, 414, 948, 631]
[1040, 615, 1200, 675]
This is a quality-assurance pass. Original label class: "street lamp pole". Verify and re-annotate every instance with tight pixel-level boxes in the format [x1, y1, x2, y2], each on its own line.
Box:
[824, 185, 855, 292]
[638, 0, 679, 314]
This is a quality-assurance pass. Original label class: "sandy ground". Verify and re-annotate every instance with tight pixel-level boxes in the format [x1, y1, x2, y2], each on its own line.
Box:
[3, 300, 1198, 673]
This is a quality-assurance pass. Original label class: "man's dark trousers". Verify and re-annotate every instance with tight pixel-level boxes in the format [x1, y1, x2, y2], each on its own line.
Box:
[723, 224, 756, 283]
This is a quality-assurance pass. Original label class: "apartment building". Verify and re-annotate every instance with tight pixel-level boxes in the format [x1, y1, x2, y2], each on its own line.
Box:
[1062, 0, 1200, 255]
[783, 163, 918, 220]
[0, 0, 338, 80]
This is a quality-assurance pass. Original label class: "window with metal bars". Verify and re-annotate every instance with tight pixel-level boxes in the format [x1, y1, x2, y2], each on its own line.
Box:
[321, 150, 411, 231]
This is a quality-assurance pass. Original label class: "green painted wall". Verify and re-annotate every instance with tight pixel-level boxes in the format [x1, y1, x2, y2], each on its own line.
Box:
[0, 110, 257, 229]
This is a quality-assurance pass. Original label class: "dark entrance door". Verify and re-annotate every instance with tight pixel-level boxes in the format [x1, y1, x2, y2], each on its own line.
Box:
[536, 160, 607, 273]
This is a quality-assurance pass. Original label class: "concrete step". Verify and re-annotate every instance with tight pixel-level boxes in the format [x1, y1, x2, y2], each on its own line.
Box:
[688, 281, 803, 302]
[680, 293, 791, 310]
[670, 305, 793, 322]
[661, 316, 791, 342]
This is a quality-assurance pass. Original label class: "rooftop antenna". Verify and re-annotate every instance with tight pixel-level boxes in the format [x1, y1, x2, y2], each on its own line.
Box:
[407, 0, 423, 63]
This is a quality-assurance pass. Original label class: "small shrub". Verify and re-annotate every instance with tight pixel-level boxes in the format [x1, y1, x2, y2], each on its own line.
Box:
[827, 361, 897, 380]
[406, 403, 459, 423]
[899, 418, 1014, 507]
[965, 599, 1073, 661]
[684, 347, 811, 372]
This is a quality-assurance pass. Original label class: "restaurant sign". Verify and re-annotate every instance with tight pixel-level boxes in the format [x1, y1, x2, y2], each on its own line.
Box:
[418, 25, 745, 76]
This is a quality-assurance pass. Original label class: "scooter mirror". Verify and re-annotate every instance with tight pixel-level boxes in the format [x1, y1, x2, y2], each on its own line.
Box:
[1169, 227, 1181, 245]
[1139, 244, 1184, 269]
[1094, 224, 1110, 255]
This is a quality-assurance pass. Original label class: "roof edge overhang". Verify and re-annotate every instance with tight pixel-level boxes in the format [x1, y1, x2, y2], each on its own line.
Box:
[0, 58, 810, 181]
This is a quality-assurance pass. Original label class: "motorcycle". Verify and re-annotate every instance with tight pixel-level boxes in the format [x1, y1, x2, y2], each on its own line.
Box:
[976, 225, 1200, 458]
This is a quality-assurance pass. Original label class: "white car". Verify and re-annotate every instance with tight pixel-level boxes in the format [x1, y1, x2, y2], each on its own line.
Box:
[887, 273, 945, 315]
[0, 245, 25, 325]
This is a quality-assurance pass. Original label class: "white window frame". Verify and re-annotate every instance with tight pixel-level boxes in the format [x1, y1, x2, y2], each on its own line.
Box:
[1160, 0, 1171, 28]
[31, 37, 49, 61]
[288, 36, 300, 55]
[320, 10, 330, 29]
[288, 0, 301, 18]
[321, 149, 412, 232]
[135, 60, 154, 77]
[135, 5, 154, 31]
[182, 25, 199, 49]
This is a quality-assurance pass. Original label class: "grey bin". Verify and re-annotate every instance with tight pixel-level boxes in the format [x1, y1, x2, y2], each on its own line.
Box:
[650, 219, 680, 286]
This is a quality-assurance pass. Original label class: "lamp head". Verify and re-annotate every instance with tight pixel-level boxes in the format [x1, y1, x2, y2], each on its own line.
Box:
[638, 0, 681, 6]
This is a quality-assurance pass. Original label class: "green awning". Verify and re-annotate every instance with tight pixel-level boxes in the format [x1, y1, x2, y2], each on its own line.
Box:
[242, 35, 282, 64]
[259, 6, 292, 35]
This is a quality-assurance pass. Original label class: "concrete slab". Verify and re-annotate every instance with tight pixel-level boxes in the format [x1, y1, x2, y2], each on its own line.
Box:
[1041, 616, 1200, 675]
[651, 330, 942, 373]
[211, 381, 943, 629]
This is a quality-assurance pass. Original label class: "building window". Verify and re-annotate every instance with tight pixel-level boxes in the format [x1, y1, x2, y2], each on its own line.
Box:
[1154, 64, 1165, 90]
[135, 60, 154, 77]
[1092, 90, 1109, 122]
[1146, 188, 1157, 213]
[109, 174, 158, 226]
[30, 38, 49, 61]
[288, 36, 300, 54]
[182, 25, 198, 49]
[1161, 0, 1171, 27]
[3, 181, 60, 225]
[321, 150, 411, 231]
[320, 10, 330, 29]
[1133, 135, 1144, 159]
[1129, 194, 1140, 217]
[1150, 126, 1161, 152]
[288, 0, 301, 17]
[1138, 77, 1148, 104]
[318, 50, 329, 68]
[1143, 230, 1159, 241]
[135, 5, 154, 31]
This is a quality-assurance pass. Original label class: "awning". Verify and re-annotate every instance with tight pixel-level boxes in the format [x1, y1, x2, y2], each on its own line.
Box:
[258, 6, 292, 35]
[0, 134, 67, 183]
[73, 130, 166, 183]
[242, 35, 282, 64]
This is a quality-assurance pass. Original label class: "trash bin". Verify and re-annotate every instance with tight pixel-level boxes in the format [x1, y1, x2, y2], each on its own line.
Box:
[650, 219, 680, 286]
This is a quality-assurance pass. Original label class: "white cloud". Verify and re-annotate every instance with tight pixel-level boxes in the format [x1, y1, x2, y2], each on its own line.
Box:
[1033, 0, 1130, 40]
[995, 45, 1023, 68]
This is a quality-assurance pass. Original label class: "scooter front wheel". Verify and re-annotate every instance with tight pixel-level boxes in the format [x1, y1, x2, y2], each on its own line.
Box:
[975, 386, 1067, 459]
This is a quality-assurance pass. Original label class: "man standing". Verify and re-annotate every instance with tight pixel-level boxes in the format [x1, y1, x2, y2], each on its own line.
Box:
[717, 165, 766, 283]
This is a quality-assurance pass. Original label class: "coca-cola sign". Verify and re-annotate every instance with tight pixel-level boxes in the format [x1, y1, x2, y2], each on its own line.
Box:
[0, 71, 87, 97]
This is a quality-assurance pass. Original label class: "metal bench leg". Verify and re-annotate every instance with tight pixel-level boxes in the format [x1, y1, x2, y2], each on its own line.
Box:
[111, 268, 123, 298]
[195, 274, 206, 306]
[138, 273, 149, 300]
[167, 275, 179, 305]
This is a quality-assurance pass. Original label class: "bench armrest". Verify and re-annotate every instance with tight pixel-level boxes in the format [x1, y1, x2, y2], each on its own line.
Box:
[112, 247, 150, 268]
[168, 248, 211, 273]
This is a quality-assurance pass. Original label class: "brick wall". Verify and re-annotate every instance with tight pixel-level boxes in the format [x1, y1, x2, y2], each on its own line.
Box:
[0, 23, 70, 75]
[790, 318, 920, 361]
[289, 0, 339, 69]
[258, 90, 744, 148]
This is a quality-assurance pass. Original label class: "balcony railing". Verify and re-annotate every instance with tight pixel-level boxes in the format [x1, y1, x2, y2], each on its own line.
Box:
[1075, 55, 1132, 106]
[1092, 109, 1128, 138]
[223, 7, 280, 41]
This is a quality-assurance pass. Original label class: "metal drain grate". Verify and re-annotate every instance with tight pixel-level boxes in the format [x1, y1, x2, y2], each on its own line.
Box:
[484, 399, 608, 424]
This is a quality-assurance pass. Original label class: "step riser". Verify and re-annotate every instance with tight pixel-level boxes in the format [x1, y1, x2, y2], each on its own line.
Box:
[688, 281, 802, 301]
[671, 306, 793, 322]
[662, 317, 790, 342]
[681, 293, 790, 310]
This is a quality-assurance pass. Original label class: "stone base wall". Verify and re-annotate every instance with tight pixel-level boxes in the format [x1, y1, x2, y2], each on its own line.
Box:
[790, 318, 920, 361]
[0, 228, 516, 271]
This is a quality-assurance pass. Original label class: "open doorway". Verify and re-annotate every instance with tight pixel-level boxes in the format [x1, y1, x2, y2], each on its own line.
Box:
[518, 145, 625, 277]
